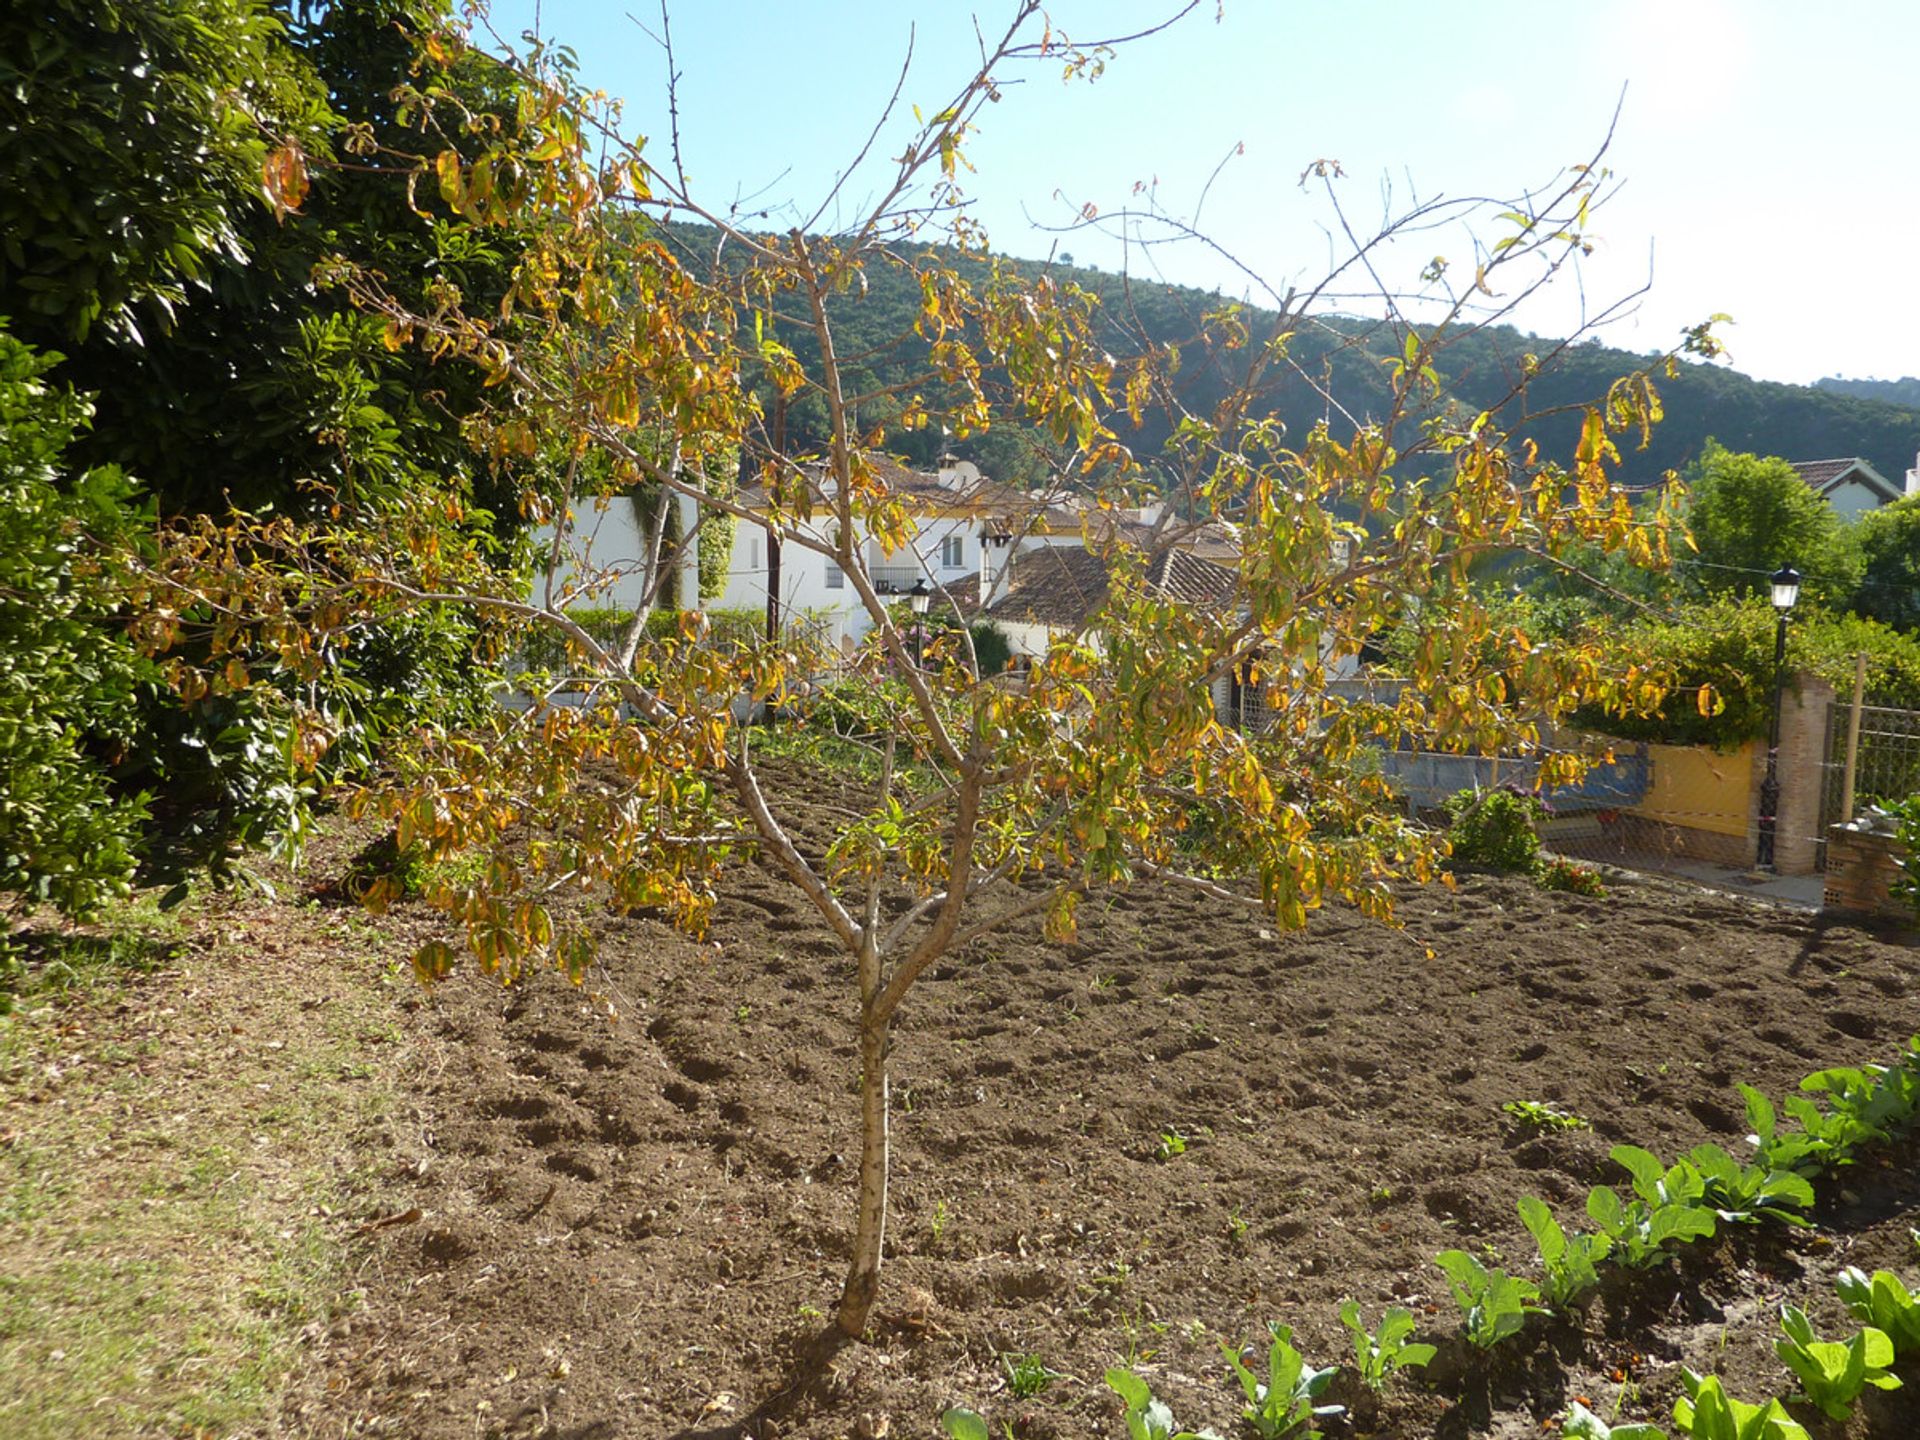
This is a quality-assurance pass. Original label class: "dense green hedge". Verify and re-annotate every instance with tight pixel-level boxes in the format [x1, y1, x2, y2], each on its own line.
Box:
[1579, 596, 1920, 748]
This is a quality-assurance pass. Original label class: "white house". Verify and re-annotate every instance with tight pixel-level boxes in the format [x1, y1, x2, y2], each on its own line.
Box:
[709, 458, 1034, 651]
[1789, 457, 1906, 519]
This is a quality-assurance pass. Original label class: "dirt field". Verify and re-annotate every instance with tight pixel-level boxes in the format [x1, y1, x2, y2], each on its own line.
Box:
[286, 765, 1920, 1440]
[7, 761, 1920, 1439]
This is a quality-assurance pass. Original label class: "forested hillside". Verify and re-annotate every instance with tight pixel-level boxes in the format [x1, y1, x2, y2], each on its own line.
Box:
[1817, 374, 1920, 412]
[676, 222, 1920, 489]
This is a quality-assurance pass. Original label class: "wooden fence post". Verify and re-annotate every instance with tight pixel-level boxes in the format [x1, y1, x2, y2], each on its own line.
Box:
[1840, 651, 1867, 825]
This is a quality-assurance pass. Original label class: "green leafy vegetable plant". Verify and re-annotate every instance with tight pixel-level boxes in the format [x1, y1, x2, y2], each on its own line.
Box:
[1220, 1325, 1343, 1440]
[1518, 1195, 1610, 1309]
[1002, 1352, 1059, 1400]
[1585, 1146, 1716, 1267]
[1671, 1371, 1809, 1440]
[1837, 1266, 1920, 1355]
[1737, 1084, 1828, 1178]
[1434, 1250, 1543, 1348]
[1504, 1099, 1590, 1132]
[1337, 1299, 1435, 1391]
[942, 1408, 992, 1440]
[1562, 1400, 1668, 1439]
[1156, 1128, 1188, 1162]
[1684, 1142, 1814, 1226]
[1105, 1367, 1220, 1440]
[1774, 1305, 1902, 1419]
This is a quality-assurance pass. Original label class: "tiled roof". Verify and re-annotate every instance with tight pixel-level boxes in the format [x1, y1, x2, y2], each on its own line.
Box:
[979, 545, 1239, 630]
[1789, 457, 1899, 501]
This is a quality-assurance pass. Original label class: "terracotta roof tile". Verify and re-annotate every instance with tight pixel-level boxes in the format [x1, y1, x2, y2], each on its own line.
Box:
[979, 545, 1238, 630]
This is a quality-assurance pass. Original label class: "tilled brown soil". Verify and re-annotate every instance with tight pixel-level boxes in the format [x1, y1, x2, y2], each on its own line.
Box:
[294, 766, 1920, 1440]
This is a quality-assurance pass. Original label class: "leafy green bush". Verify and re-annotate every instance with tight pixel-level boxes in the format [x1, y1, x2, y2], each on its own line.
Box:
[969, 621, 1013, 678]
[1579, 596, 1920, 748]
[1442, 788, 1545, 874]
[0, 327, 149, 922]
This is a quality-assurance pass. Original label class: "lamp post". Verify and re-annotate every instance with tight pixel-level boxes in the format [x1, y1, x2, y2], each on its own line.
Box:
[908, 578, 931, 668]
[1755, 563, 1801, 872]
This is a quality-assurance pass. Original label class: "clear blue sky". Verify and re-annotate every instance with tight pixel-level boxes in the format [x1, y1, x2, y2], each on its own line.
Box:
[485, 1, 1916, 388]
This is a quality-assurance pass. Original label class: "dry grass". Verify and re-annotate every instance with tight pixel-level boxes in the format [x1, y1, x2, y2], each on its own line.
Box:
[0, 882, 422, 1438]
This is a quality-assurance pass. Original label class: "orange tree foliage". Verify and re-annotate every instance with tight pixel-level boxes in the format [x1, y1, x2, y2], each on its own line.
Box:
[129, 2, 1714, 1334]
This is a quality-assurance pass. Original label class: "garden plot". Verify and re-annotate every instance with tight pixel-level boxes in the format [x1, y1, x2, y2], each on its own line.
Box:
[279, 764, 1920, 1440]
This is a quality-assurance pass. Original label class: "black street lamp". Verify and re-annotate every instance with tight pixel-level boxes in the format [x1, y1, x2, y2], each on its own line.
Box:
[908, 578, 931, 667]
[1755, 562, 1801, 871]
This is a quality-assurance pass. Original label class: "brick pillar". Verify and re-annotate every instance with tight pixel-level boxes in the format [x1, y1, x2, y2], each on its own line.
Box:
[1748, 670, 1832, 875]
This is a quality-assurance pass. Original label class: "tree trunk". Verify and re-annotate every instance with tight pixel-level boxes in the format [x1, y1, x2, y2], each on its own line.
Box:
[836, 941, 890, 1337]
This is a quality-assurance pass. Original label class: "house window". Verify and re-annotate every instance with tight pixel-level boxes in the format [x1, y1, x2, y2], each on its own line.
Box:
[825, 563, 844, 590]
[749, 537, 761, 569]
[941, 534, 965, 568]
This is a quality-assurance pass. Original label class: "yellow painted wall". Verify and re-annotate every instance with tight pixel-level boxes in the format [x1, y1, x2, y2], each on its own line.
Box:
[1630, 741, 1754, 836]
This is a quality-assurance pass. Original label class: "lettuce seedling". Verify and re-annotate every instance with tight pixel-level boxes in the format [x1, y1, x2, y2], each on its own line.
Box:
[1105, 1366, 1221, 1440]
[941, 1408, 991, 1440]
[1684, 1142, 1814, 1226]
[1672, 1371, 1809, 1440]
[1738, 1084, 1826, 1178]
[1434, 1249, 1543, 1348]
[1774, 1304, 1901, 1420]
[1585, 1149, 1717, 1267]
[1337, 1299, 1435, 1392]
[1220, 1324, 1342, 1440]
[1563, 1400, 1669, 1440]
[1518, 1195, 1610, 1309]
[1837, 1265, 1920, 1355]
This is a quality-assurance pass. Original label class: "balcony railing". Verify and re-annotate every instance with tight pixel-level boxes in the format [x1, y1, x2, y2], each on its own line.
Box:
[868, 565, 929, 595]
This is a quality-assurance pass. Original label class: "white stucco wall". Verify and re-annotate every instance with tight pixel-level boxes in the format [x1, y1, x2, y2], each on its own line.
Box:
[1825, 478, 1893, 521]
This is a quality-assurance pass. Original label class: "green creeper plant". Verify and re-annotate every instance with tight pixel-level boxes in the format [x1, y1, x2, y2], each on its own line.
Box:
[1336, 1299, 1434, 1391]
[1773, 1305, 1901, 1420]
[1434, 1250, 1543, 1348]
[1220, 1325, 1342, 1440]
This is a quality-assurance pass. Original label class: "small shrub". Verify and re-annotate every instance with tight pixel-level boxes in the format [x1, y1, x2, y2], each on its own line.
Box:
[1538, 856, 1607, 896]
[1442, 787, 1545, 874]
